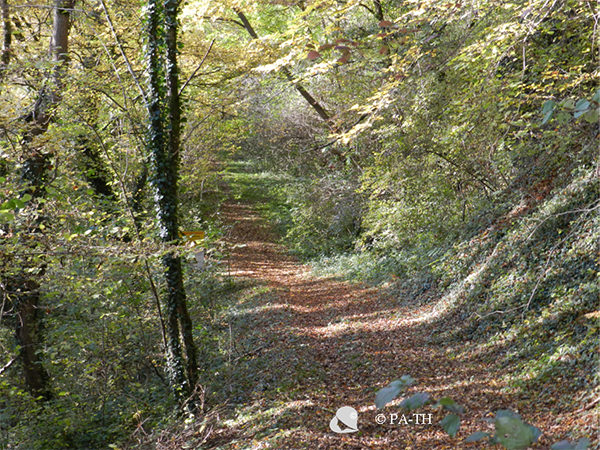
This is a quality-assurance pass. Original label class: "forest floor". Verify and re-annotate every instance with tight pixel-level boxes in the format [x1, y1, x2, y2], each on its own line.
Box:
[188, 197, 594, 449]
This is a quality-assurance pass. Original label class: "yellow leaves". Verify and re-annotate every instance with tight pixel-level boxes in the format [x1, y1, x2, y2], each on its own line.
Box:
[339, 85, 399, 144]
[307, 61, 334, 75]
[253, 52, 295, 74]
[410, 7, 428, 17]
[340, 121, 372, 144]
[181, 0, 212, 22]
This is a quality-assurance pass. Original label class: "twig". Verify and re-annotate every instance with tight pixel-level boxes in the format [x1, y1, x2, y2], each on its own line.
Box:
[201, 15, 244, 28]
[98, 0, 146, 101]
[0, 358, 15, 375]
[232, 344, 267, 362]
[522, 205, 596, 317]
[525, 199, 600, 241]
[179, 39, 215, 96]
[576, 396, 600, 413]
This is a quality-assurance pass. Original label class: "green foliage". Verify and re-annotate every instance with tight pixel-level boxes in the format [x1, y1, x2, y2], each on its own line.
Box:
[436, 397, 465, 415]
[439, 413, 460, 438]
[428, 164, 599, 399]
[223, 161, 361, 258]
[284, 175, 362, 257]
[551, 438, 592, 450]
[1, 249, 178, 448]
[399, 392, 431, 411]
[311, 252, 407, 283]
[492, 410, 542, 450]
[374, 375, 415, 409]
[1, 0, 597, 445]
[464, 431, 490, 443]
[541, 89, 600, 125]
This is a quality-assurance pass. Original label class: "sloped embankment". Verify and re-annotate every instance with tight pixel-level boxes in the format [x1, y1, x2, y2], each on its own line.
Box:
[417, 165, 599, 440]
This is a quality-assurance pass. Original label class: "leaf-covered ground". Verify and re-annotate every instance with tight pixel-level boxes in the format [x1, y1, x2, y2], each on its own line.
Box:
[163, 197, 597, 449]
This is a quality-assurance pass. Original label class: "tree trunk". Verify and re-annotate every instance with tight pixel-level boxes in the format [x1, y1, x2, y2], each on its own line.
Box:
[49, 0, 72, 100]
[164, 0, 198, 393]
[12, 277, 52, 400]
[145, 0, 197, 406]
[373, 0, 384, 22]
[12, 0, 75, 401]
[0, 0, 11, 73]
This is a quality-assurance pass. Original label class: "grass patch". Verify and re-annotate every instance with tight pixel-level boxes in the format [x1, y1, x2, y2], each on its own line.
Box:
[222, 160, 297, 238]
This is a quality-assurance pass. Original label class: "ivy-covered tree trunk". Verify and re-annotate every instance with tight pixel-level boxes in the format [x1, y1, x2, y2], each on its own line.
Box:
[0, 0, 11, 73]
[145, 0, 197, 406]
[164, 0, 199, 392]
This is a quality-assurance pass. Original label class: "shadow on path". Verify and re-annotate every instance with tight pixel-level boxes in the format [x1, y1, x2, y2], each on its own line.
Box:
[201, 201, 537, 449]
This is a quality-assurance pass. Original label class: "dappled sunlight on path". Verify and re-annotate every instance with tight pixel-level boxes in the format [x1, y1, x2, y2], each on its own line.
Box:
[203, 201, 517, 449]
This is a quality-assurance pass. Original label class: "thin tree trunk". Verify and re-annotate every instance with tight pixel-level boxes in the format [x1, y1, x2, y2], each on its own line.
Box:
[49, 0, 71, 99]
[373, 0, 384, 22]
[13, 278, 51, 400]
[280, 67, 331, 122]
[131, 165, 148, 215]
[0, 0, 11, 73]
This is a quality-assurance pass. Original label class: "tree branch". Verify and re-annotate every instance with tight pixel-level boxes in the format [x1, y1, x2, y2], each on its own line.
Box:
[0, 358, 15, 376]
[98, 0, 146, 101]
[179, 38, 215, 95]
[202, 15, 244, 28]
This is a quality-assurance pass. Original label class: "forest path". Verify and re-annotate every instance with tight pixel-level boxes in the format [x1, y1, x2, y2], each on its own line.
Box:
[203, 199, 511, 449]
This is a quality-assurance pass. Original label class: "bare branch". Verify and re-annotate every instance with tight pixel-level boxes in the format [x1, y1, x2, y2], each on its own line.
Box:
[98, 0, 146, 101]
[179, 39, 215, 96]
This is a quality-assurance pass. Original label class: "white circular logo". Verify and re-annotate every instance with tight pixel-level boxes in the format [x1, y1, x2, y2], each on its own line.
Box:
[329, 406, 359, 434]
